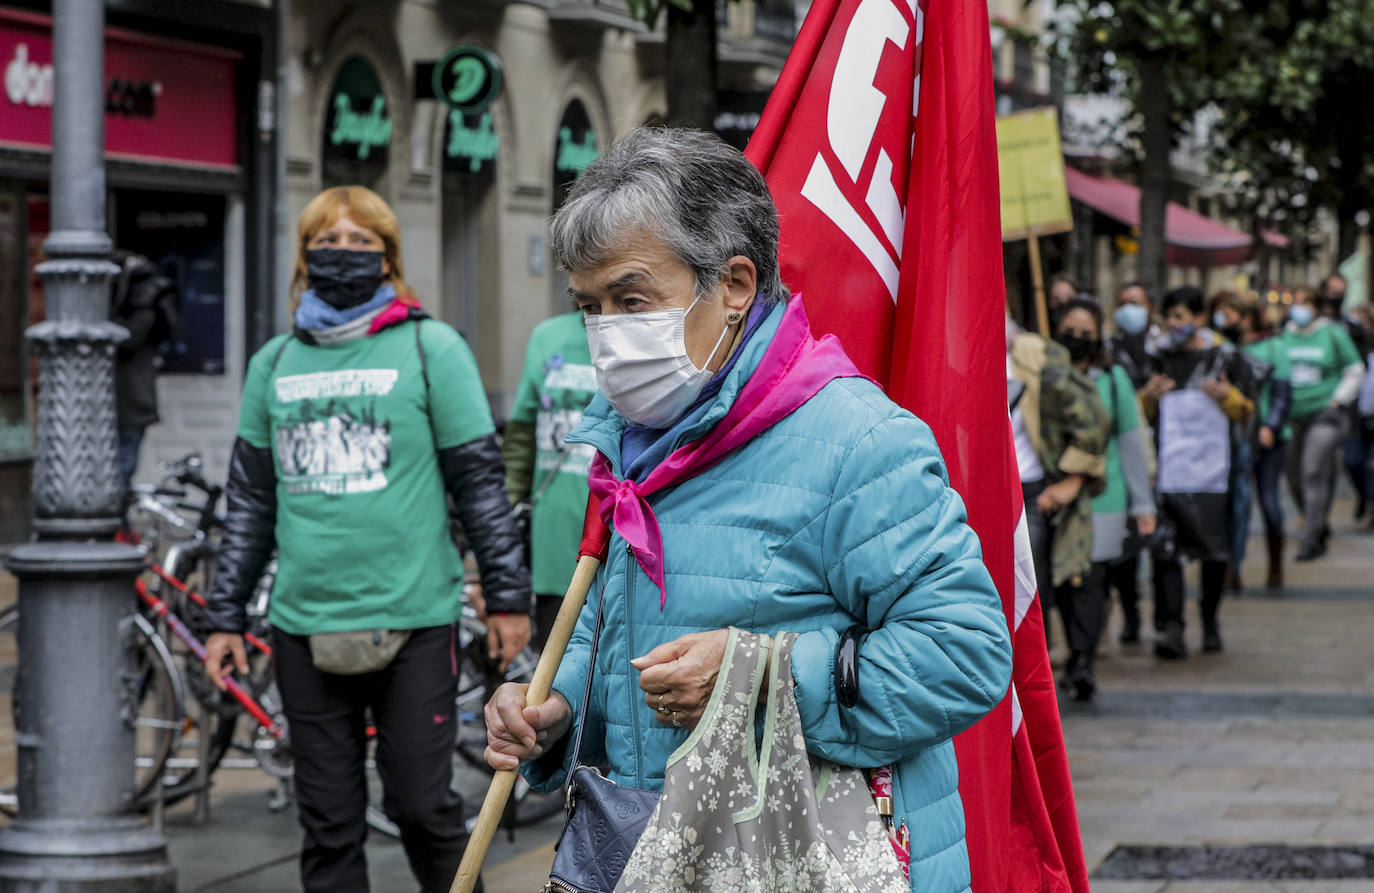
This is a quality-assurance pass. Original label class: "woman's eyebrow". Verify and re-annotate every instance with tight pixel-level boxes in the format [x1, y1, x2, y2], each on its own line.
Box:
[605, 271, 647, 291]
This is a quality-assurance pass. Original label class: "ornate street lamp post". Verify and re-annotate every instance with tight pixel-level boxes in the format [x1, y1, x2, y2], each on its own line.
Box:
[0, 2, 176, 889]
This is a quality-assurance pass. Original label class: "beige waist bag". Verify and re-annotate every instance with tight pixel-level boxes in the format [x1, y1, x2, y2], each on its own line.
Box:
[308, 629, 412, 675]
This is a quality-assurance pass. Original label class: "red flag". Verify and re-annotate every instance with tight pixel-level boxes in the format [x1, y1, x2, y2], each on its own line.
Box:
[745, 1, 1088, 889]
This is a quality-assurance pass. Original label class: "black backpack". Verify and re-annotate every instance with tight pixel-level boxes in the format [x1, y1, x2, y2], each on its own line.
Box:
[110, 250, 178, 350]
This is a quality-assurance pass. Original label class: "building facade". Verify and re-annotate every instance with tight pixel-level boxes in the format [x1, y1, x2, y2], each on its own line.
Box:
[0, 0, 794, 541]
[0, 0, 277, 541]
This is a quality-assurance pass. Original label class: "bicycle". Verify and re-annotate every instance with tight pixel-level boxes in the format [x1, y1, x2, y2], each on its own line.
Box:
[0, 455, 285, 818]
[136, 456, 560, 832]
[126, 455, 286, 813]
[1, 452, 561, 833]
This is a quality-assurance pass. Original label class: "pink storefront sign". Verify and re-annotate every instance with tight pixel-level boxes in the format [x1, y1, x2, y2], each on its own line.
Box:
[0, 8, 239, 170]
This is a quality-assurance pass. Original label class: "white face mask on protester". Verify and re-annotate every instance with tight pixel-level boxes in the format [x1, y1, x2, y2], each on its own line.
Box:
[585, 294, 734, 428]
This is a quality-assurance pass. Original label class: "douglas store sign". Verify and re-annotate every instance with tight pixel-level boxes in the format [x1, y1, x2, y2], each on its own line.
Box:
[0, 8, 239, 170]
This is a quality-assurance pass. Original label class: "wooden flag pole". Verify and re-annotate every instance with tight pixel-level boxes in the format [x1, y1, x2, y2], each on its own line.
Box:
[449, 553, 602, 893]
[1026, 230, 1050, 337]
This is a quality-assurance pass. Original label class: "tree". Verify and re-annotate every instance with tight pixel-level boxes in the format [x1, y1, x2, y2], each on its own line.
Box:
[1055, 0, 1288, 297]
[628, 0, 720, 129]
[1207, 1, 1374, 266]
[1058, 0, 1374, 291]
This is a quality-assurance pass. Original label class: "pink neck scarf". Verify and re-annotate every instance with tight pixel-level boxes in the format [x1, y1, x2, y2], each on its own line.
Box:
[586, 297, 865, 607]
[368, 297, 419, 334]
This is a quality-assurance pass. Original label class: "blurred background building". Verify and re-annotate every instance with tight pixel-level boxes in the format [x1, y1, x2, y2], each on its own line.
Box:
[989, 0, 1345, 326]
[0, 0, 799, 540]
[2, 0, 1366, 540]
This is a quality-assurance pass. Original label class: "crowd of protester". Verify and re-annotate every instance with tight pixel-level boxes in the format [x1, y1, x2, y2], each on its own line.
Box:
[1010, 273, 1374, 702]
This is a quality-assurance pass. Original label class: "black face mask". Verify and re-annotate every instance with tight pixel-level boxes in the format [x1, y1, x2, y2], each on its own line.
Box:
[1218, 324, 1243, 343]
[306, 248, 386, 310]
[1055, 332, 1100, 363]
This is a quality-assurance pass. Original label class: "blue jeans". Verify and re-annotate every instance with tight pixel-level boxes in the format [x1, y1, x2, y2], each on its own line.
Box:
[1227, 439, 1254, 565]
[117, 426, 146, 493]
[1253, 441, 1288, 539]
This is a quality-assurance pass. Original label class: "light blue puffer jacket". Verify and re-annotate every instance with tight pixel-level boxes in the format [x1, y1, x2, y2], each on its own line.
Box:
[525, 301, 1012, 892]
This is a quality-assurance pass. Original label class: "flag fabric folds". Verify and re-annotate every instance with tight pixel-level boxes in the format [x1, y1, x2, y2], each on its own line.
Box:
[743, 0, 1089, 889]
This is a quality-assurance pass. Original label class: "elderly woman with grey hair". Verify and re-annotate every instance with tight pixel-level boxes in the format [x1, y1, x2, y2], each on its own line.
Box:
[484, 127, 1010, 891]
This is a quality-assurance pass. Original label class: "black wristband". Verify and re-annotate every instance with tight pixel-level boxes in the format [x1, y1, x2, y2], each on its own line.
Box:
[835, 624, 866, 708]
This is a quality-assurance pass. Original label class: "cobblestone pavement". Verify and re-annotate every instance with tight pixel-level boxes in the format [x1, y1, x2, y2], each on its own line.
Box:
[0, 500, 1370, 891]
[1061, 499, 1374, 893]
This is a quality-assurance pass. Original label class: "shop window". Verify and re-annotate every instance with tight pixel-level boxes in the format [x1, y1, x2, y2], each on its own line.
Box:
[113, 189, 227, 375]
[0, 185, 29, 460]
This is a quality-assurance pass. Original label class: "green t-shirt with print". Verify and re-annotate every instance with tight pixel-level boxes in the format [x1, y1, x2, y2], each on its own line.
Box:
[237, 320, 494, 635]
[1243, 335, 1292, 441]
[508, 312, 597, 595]
[1283, 320, 1361, 421]
[1090, 365, 1140, 516]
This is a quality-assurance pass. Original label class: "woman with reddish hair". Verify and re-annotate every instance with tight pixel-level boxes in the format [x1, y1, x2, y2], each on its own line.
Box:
[204, 186, 531, 892]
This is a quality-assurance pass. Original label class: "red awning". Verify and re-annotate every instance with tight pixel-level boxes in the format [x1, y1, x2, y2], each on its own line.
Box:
[1063, 167, 1253, 267]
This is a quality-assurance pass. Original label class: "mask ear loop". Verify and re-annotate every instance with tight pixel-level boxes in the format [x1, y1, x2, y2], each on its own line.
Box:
[695, 305, 740, 374]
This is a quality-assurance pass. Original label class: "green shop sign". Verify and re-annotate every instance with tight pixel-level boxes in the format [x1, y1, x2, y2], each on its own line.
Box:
[432, 45, 502, 114]
[444, 108, 498, 180]
[555, 127, 598, 175]
[322, 56, 392, 183]
[552, 99, 599, 209]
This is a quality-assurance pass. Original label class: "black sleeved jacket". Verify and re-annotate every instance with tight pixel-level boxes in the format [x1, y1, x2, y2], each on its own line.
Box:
[438, 433, 531, 615]
[204, 437, 278, 633]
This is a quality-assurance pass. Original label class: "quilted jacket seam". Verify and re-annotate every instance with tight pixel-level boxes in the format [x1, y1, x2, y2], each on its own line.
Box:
[824, 486, 948, 581]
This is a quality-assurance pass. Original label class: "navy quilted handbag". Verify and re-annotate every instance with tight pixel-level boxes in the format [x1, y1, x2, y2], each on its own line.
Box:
[543, 587, 659, 893]
[546, 766, 660, 893]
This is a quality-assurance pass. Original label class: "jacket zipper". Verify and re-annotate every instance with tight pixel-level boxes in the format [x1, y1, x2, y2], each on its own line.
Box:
[624, 541, 645, 788]
[543, 880, 580, 893]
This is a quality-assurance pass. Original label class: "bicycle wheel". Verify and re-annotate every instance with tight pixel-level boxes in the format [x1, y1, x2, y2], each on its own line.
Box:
[130, 614, 187, 807]
[134, 554, 238, 810]
[0, 609, 184, 817]
[450, 617, 562, 828]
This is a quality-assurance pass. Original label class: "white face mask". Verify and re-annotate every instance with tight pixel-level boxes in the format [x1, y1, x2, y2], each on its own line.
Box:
[585, 295, 733, 428]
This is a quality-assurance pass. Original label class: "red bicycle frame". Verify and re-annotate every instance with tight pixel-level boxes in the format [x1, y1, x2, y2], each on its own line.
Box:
[135, 578, 284, 740]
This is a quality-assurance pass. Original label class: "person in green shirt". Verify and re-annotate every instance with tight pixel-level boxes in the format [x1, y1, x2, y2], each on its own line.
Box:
[502, 311, 597, 650]
[1281, 286, 1365, 561]
[1053, 299, 1154, 699]
[1211, 290, 1292, 588]
[203, 186, 531, 893]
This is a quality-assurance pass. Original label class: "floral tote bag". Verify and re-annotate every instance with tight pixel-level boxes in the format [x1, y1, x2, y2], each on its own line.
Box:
[617, 629, 907, 893]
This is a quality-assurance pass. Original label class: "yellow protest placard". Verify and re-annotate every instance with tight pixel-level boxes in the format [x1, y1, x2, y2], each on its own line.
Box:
[996, 108, 1072, 241]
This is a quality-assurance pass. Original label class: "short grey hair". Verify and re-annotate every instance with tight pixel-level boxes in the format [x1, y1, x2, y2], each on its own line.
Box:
[549, 127, 787, 303]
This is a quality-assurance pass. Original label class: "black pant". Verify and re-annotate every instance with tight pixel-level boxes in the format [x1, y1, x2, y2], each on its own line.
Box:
[274, 625, 475, 893]
[1022, 480, 1054, 642]
[533, 593, 562, 653]
[1151, 557, 1226, 631]
[1106, 552, 1141, 625]
[1056, 563, 1107, 656]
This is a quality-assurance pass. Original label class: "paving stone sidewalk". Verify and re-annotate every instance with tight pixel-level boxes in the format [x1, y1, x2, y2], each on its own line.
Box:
[1062, 502, 1374, 892]
[0, 501, 1370, 890]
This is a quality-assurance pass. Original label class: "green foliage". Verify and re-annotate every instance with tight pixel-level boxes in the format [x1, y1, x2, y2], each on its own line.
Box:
[1054, 0, 1374, 248]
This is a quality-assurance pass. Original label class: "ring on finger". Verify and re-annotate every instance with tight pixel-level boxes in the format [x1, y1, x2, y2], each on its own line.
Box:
[657, 692, 666, 712]
[671, 714, 682, 728]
